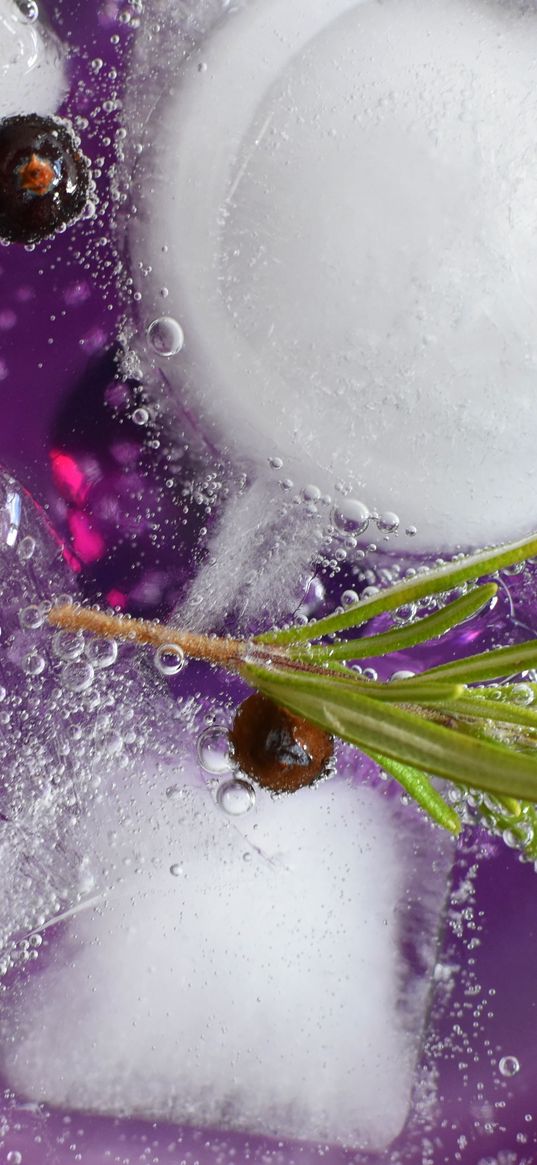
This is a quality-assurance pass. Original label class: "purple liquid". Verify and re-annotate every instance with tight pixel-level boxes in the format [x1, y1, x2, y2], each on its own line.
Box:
[0, 3, 536, 1163]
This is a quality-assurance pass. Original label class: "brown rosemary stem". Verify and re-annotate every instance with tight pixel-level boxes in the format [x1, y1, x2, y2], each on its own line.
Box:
[48, 605, 247, 668]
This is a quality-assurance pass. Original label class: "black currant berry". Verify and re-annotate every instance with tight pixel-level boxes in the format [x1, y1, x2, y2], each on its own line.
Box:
[230, 692, 333, 794]
[0, 114, 91, 245]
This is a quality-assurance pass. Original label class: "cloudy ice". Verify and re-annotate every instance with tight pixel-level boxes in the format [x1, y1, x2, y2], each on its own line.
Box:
[0, 472, 454, 1152]
[127, 0, 537, 553]
[0, 0, 65, 115]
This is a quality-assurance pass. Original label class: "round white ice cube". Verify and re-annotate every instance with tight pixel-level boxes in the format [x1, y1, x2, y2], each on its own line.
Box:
[129, 0, 537, 551]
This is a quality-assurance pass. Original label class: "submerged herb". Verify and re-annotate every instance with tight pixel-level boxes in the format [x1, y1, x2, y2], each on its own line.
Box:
[48, 530, 537, 857]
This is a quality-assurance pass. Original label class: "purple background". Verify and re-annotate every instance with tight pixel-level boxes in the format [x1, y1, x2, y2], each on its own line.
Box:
[0, 2, 536, 1162]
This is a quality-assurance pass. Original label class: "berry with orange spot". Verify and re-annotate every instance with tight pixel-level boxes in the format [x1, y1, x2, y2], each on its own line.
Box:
[0, 114, 91, 245]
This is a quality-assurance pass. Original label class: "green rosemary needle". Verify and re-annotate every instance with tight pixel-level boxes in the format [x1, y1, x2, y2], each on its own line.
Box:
[47, 528, 537, 853]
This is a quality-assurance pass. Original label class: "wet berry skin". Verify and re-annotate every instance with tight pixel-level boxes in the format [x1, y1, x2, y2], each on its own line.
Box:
[230, 692, 333, 794]
[0, 114, 91, 245]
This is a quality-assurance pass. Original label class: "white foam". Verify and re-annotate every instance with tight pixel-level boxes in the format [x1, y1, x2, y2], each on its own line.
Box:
[0, 0, 65, 116]
[128, 0, 537, 551]
[0, 763, 453, 1152]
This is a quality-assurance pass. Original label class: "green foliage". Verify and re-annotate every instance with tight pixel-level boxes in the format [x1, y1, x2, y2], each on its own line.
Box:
[246, 531, 537, 854]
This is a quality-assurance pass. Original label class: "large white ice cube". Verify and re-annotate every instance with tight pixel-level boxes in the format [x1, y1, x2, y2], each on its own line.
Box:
[0, 760, 453, 1153]
[128, 0, 537, 551]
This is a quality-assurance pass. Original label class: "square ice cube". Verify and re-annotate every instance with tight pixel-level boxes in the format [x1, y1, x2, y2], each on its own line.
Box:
[0, 763, 453, 1153]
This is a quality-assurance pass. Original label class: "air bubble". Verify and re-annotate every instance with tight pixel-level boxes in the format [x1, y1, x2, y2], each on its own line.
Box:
[392, 602, 418, 625]
[303, 484, 321, 502]
[377, 511, 400, 533]
[84, 637, 118, 669]
[7, 1152, 22, 1165]
[17, 0, 38, 19]
[17, 535, 36, 561]
[131, 407, 149, 425]
[499, 1055, 520, 1077]
[510, 684, 534, 707]
[341, 589, 359, 608]
[154, 643, 185, 676]
[216, 777, 255, 815]
[22, 651, 45, 676]
[332, 498, 369, 535]
[170, 863, 183, 877]
[147, 316, 185, 357]
[19, 605, 43, 630]
[61, 660, 95, 693]
[52, 630, 85, 661]
[361, 585, 380, 599]
[197, 725, 233, 774]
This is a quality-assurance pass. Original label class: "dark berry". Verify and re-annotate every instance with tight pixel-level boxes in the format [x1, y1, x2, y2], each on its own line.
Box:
[230, 692, 333, 794]
[0, 114, 91, 245]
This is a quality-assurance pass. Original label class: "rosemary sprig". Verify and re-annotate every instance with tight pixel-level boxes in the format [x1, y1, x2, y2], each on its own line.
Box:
[47, 529, 537, 856]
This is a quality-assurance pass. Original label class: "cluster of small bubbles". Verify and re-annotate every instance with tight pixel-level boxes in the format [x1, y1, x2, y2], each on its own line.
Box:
[131, 406, 149, 426]
[197, 725, 233, 774]
[332, 497, 369, 535]
[19, 605, 44, 631]
[52, 630, 84, 661]
[17, 535, 36, 561]
[147, 316, 185, 357]
[340, 589, 359, 608]
[376, 510, 400, 533]
[516, 818, 534, 847]
[84, 637, 118, 669]
[217, 777, 255, 815]
[498, 1054, 520, 1077]
[61, 659, 95, 694]
[169, 863, 183, 877]
[22, 650, 45, 677]
[101, 730, 124, 757]
[154, 643, 185, 676]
